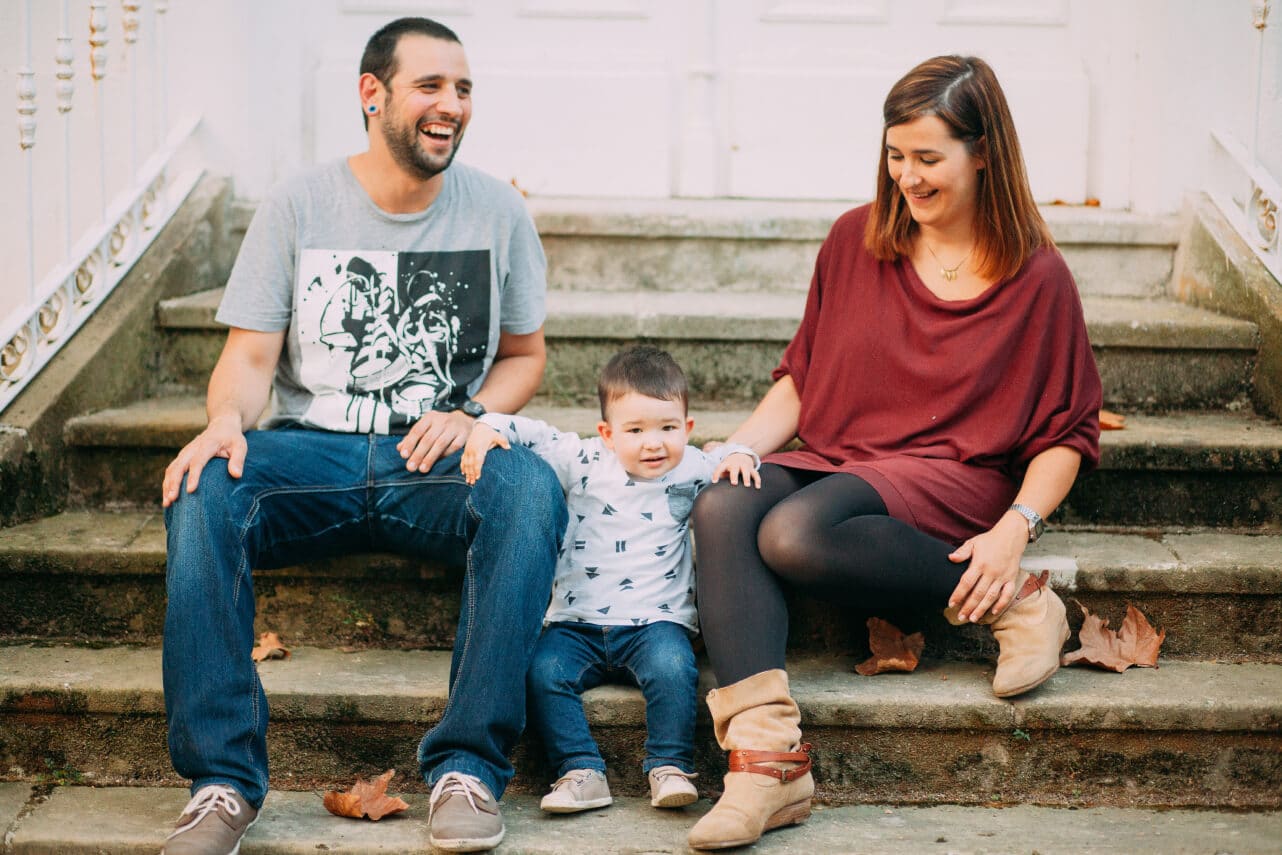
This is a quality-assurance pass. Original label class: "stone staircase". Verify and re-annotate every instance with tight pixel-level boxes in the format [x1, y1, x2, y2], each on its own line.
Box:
[1, 182, 1280, 852]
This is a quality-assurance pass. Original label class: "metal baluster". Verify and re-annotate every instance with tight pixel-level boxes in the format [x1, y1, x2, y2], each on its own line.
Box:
[90, 0, 109, 222]
[122, 0, 140, 176]
[18, 0, 38, 305]
[57, 0, 76, 260]
[156, 0, 169, 141]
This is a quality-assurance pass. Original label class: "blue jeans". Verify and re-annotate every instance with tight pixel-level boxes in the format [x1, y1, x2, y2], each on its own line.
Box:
[163, 428, 566, 808]
[527, 621, 698, 778]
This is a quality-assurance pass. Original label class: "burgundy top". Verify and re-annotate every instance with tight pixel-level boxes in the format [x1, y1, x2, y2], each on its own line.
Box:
[766, 205, 1102, 545]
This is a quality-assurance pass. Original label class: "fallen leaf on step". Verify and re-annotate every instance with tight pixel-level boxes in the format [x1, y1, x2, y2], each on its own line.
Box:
[1084, 197, 1101, 207]
[251, 631, 290, 662]
[1099, 409, 1127, 430]
[323, 769, 409, 821]
[1061, 603, 1165, 672]
[855, 617, 924, 675]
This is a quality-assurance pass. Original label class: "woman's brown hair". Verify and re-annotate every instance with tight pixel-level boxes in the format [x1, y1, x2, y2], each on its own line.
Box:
[864, 55, 1053, 283]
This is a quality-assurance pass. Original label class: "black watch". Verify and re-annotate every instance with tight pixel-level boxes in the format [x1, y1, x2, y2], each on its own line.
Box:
[460, 399, 486, 418]
[1009, 503, 1045, 543]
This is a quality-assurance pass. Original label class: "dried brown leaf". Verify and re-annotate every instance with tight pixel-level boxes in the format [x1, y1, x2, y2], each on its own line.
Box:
[323, 769, 409, 821]
[855, 617, 924, 676]
[1084, 197, 1101, 207]
[251, 631, 289, 662]
[1099, 409, 1127, 430]
[1061, 603, 1165, 672]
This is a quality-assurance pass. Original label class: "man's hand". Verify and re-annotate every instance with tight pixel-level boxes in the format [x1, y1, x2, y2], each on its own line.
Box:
[711, 452, 761, 488]
[162, 413, 247, 507]
[946, 513, 1029, 621]
[397, 410, 476, 473]
[460, 422, 510, 485]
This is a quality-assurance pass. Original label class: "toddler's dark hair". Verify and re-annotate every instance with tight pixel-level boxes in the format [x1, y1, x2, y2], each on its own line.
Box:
[597, 345, 689, 419]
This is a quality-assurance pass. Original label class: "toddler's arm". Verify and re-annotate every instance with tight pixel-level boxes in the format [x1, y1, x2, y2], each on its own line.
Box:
[712, 450, 761, 489]
[460, 422, 511, 485]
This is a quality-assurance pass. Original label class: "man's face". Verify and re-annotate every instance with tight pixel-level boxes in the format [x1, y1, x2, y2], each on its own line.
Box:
[379, 35, 472, 181]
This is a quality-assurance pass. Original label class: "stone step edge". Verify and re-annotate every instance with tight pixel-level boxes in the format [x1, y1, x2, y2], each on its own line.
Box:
[61, 399, 1282, 474]
[228, 196, 1181, 244]
[2, 645, 1278, 732]
[3, 510, 1279, 596]
[5, 785, 1280, 855]
[156, 289, 1258, 351]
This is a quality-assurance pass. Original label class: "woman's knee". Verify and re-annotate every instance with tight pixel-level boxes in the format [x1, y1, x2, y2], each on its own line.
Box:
[756, 504, 819, 577]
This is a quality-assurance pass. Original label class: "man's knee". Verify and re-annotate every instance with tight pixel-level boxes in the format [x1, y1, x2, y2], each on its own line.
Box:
[165, 459, 237, 534]
[470, 445, 566, 528]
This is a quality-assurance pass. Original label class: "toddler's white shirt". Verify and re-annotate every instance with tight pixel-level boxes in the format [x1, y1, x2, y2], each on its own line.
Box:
[478, 413, 757, 631]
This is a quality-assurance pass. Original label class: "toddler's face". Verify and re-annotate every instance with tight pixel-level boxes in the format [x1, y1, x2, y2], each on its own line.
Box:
[598, 392, 693, 480]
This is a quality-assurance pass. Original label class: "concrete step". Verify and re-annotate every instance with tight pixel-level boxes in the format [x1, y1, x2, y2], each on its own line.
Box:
[155, 289, 1257, 411]
[61, 400, 1282, 528]
[2, 645, 1279, 809]
[1, 510, 1279, 661]
[3, 784, 1279, 854]
[221, 197, 1179, 300]
[525, 198, 1180, 299]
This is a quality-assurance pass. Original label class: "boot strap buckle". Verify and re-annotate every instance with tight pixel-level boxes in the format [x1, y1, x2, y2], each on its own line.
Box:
[727, 742, 812, 782]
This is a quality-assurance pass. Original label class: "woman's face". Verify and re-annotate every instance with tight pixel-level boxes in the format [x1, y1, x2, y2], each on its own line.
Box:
[885, 114, 985, 234]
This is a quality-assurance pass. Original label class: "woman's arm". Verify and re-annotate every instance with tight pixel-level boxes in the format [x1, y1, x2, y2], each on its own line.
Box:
[723, 375, 802, 458]
[947, 445, 1082, 621]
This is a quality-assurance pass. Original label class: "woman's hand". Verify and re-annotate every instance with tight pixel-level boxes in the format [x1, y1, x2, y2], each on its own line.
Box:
[946, 512, 1029, 621]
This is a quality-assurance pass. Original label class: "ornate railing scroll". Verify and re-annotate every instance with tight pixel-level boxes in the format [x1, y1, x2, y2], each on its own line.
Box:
[3, 0, 200, 415]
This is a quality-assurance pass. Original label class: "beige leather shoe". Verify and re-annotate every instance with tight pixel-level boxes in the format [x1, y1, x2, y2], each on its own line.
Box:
[945, 570, 1070, 698]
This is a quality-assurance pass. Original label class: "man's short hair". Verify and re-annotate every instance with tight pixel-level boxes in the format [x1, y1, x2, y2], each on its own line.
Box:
[598, 345, 690, 419]
[360, 17, 462, 128]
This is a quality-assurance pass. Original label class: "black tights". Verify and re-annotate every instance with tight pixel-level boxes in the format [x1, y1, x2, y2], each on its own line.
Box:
[693, 464, 968, 685]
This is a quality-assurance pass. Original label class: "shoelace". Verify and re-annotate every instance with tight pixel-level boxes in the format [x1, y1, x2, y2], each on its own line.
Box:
[550, 770, 599, 792]
[651, 767, 697, 783]
[167, 784, 241, 839]
[430, 772, 491, 817]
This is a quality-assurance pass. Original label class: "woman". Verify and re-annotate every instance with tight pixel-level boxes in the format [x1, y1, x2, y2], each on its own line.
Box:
[689, 56, 1102, 851]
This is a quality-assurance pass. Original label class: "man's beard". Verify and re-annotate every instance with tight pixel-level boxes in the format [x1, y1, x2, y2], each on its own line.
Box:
[382, 112, 461, 181]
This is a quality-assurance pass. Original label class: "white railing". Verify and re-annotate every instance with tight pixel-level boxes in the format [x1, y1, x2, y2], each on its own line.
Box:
[1207, 0, 1281, 285]
[1, 0, 202, 415]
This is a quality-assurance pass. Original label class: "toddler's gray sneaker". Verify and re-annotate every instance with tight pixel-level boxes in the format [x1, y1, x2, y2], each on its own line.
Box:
[428, 772, 505, 852]
[539, 768, 613, 813]
[162, 784, 258, 855]
[648, 766, 699, 808]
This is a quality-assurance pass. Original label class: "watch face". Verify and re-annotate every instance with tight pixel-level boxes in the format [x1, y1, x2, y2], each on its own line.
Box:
[461, 399, 486, 417]
[1032, 518, 1045, 541]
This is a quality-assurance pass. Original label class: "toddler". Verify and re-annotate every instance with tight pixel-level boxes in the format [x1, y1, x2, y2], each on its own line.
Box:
[461, 345, 759, 813]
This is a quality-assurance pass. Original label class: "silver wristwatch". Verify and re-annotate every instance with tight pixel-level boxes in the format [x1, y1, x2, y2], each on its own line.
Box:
[1009, 503, 1045, 542]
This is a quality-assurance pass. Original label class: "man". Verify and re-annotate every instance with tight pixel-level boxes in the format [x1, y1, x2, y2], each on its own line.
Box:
[159, 18, 566, 854]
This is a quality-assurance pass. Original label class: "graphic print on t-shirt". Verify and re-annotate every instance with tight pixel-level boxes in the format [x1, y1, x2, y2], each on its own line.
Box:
[295, 249, 490, 432]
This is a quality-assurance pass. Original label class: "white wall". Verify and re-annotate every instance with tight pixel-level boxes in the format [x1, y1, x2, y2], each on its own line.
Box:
[2, 1, 1266, 218]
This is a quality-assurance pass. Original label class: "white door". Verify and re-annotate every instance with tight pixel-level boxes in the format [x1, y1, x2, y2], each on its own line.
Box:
[309, 0, 1091, 201]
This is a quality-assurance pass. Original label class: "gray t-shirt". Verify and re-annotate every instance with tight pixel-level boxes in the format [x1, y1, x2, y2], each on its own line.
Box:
[216, 159, 546, 433]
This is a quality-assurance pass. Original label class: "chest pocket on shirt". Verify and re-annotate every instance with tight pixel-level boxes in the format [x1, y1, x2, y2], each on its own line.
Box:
[666, 483, 700, 525]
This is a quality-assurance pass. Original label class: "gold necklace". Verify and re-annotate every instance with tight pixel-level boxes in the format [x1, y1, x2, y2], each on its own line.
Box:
[923, 240, 972, 282]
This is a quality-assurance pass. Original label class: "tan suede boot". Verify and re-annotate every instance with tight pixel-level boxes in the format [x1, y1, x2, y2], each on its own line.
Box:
[687, 669, 814, 851]
[945, 570, 1070, 698]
